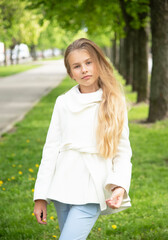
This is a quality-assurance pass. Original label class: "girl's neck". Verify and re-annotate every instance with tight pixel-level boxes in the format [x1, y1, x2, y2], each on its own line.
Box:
[78, 85, 100, 94]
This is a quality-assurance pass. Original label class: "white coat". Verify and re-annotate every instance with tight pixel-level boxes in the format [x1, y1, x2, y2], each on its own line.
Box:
[34, 85, 132, 215]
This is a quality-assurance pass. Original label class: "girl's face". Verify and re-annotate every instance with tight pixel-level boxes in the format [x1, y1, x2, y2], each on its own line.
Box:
[68, 49, 99, 93]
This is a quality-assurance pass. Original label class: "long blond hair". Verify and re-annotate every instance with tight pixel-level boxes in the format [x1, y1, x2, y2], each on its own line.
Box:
[64, 38, 126, 159]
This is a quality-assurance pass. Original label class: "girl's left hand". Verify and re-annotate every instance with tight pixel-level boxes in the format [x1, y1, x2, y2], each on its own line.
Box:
[106, 187, 125, 209]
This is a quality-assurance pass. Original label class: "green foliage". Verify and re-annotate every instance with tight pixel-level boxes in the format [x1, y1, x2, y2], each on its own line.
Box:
[18, 10, 44, 47]
[26, 0, 150, 43]
[0, 0, 23, 46]
[0, 0, 151, 57]
[0, 72, 168, 239]
[37, 21, 88, 51]
[120, 0, 150, 29]
[25, 0, 124, 42]
[0, 0, 45, 50]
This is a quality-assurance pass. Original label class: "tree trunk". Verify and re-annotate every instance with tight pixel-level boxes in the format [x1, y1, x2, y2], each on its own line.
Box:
[119, 38, 126, 78]
[112, 33, 117, 67]
[124, 29, 133, 85]
[119, 0, 134, 85]
[52, 48, 55, 57]
[10, 46, 14, 65]
[30, 45, 37, 61]
[137, 26, 148, 102]
[102, 47, 107, 57]
[148, 0, 168, 122]
[42, 50, 45, 59]
[103, 46, 111, 61]
[116, 43, 120, 71]
[132, 29, 139, 92]
[16, 46, 20, 65]
[3, 43, 7, 66]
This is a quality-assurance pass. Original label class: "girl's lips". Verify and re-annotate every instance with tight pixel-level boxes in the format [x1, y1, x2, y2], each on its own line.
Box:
[82, 75, 92, 79]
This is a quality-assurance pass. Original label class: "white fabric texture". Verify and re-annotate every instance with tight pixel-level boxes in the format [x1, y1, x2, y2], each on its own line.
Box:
[34, 84, 132, 215]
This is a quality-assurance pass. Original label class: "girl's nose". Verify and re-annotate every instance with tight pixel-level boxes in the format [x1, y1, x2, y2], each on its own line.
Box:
[81, 65, 87, 73]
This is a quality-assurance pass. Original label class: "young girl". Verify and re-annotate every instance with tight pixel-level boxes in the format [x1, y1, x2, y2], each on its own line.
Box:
[33, 38, 132, 239]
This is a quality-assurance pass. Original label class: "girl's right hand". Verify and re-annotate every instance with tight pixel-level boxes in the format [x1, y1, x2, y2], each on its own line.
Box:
[34, 199, 47, 224]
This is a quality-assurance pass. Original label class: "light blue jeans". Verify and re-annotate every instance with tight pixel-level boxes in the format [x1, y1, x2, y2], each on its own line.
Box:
[53, 200, 101, 240]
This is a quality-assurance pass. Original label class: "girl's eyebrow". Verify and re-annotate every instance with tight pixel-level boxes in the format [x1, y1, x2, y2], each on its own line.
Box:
[72, 58, 92, 66]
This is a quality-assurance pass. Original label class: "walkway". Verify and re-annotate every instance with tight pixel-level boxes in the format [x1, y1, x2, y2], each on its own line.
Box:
[0, 59, 67, 136]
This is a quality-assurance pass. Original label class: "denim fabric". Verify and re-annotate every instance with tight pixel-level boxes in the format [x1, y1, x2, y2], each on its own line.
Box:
[53, 200, 101, 240]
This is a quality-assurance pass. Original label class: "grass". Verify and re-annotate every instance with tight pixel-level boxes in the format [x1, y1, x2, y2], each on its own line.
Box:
[0, 64, 41, 77]
[0, 72, 168, 239]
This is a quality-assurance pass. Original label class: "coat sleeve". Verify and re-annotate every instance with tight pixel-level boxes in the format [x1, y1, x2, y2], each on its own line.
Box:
[33, 97, 61, 203]
[104, 107, 132, 199]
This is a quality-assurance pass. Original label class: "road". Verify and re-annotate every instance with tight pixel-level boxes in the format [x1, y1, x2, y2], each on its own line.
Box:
[0, 59, 67, 136]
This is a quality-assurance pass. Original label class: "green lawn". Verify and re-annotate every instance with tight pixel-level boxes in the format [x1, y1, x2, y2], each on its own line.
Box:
[0, 73, 168, 240]
[0, 64, 41, 77]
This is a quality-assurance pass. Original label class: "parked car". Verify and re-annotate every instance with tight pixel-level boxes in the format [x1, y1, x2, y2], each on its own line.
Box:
[0, 42, 4, 62]
[0, 53, 5, 62]
[12, 44, 30, 59]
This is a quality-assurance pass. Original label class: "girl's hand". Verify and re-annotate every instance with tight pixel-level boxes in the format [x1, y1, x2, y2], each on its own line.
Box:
[106, 187, 125, 209]
[34, 200, 47, 224]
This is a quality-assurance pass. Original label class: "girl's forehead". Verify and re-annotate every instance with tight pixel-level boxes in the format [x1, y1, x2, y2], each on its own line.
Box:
[68, 49, 91, 62]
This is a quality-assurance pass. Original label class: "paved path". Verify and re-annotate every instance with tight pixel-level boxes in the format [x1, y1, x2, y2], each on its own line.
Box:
[0, 59, 67, 136]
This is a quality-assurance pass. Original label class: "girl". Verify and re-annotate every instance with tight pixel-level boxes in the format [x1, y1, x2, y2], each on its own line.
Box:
[33, 38, 132, 240]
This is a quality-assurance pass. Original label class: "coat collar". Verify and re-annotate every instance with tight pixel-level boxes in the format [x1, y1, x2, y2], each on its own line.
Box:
[64, 85, 103, 112]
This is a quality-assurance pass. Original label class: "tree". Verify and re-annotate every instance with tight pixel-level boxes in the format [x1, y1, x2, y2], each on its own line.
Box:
[0, 0, 23, 65]
[21, 0, 168, 122]
[38, 22, 78, 52]
[119, 0, 150, 103]
[26, 0, 149, 95]
[18, 10, 44, 60]
[148, 0, 168, 122]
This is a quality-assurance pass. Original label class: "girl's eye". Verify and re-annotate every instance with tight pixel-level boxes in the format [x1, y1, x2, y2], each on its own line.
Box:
[87, 61, 91, 65]
[74, 65, 80, 69]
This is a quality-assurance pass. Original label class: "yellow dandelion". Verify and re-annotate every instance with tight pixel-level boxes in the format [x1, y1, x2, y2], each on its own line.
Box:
[98, 227, 101, 231]
[35, 164, 39, 168]
[52, 235, 57, 238]
[50, 216, 54, 220]
[29, 168, 34, 173]
[11, 176, 15, 180]
[12, 164, 16, 167]
[8, 178, 11, 181]
[32, 177, 35, 181]
[0, 180, 3, 185]
[2, 188, 5, 191]
[18, 171, 23, 175]
[26, 139, 30, 143]
[18, 164, 22, 168]
[32, 213, 35, 216]
[32, 189, 34, 192]
[112, 225, 117, 230]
